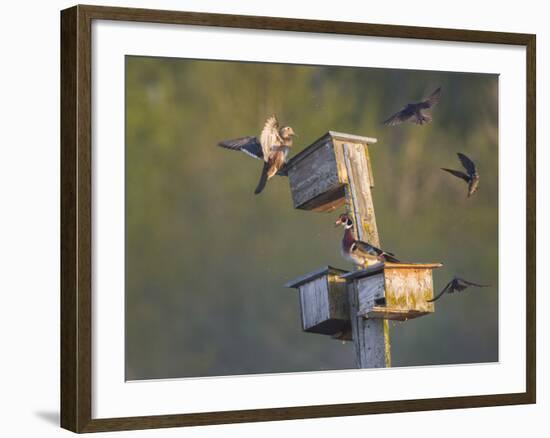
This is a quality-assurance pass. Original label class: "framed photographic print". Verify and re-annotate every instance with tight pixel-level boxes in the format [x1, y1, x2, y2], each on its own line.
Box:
[60, 4, 536, 433]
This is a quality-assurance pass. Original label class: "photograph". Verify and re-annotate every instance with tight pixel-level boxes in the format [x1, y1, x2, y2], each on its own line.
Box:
[124, 56, 499, 380]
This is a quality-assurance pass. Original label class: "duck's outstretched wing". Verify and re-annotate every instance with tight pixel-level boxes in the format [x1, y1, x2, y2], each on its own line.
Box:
[260, 115, 282, 162]
[217, 136, 263, 160]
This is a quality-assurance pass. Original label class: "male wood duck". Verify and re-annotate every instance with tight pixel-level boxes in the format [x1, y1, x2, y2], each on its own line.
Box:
[335, 213, 400, 267]
[383, 87, 441, 126]
[217, 115, 296, 194]
[441, 152, 480, 198]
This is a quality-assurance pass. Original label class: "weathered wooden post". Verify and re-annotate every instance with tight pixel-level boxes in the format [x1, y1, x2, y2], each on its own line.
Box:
[284, 131, 442, 369]
[341, 262, 441, 367]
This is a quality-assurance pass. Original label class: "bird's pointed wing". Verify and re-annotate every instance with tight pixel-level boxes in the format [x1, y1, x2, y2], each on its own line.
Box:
[427, 280, 452, 302]
[260, 115, 281, 162]
[457, 152, 477, 175]
[419, 87, 441, 108]
[217, 136, 263, 160]
[441, 168, 470, 182]
[353, 240, 383, 257]
[382, 108, 410, 126]
[456, 278, 491, 288]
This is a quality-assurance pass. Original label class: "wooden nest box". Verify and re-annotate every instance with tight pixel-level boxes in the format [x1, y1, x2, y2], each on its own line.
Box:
[284, 131, 377, 212]
[283, 129, 443, 367]
[285, 266, 350, 337]
[342, 263, 443, 321]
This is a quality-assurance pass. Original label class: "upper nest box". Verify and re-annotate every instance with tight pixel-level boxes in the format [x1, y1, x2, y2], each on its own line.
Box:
[284, 131, 377, 212]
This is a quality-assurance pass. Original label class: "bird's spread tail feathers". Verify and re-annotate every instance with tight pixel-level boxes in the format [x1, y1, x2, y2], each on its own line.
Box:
[254, 162, 270, 195]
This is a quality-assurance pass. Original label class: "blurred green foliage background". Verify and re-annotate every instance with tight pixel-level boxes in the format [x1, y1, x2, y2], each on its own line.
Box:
[125, 56, 498, 380]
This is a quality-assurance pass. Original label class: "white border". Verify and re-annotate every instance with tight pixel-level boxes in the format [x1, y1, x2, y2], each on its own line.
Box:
[92, 20, 526, 419]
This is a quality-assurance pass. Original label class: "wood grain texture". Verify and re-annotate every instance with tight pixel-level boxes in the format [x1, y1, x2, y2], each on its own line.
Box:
[298, 186, 347, 212]
[348, 281, 388, 368]
[299, 277, 331, 332]
[60, 6, 77, 431]
[61, 5, 93, 432]
[287, 135, 341, 209]
[384, 268, 435, 315]
[287, 267, 350, 335]
[77, 392, 535, 432]
[339, 141, 390, 367]
[356, 273, 386, 315]
[341, 142, 379, 246]
[525, 34, 536, 404]
[343, 264, 440, 321]
[327, 273, 350, 322]
[60, 4, 536, 432]
[75, 4, 535, 45]
[286, 133, 377, 211]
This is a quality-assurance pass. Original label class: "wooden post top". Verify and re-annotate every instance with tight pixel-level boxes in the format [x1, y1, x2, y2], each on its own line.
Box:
[327, 131, 378, 144]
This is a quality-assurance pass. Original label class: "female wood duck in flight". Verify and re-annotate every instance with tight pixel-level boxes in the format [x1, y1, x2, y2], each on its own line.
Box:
[217, 115, 296, 194]
[335, 213, 400, 267]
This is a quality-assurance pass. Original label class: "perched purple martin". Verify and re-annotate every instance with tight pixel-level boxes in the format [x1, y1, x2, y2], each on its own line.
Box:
[428, 277, 490, 303]
[383, 87, 441, 126]
[441, 152, 480, 198]
[217, 115, 296, 194]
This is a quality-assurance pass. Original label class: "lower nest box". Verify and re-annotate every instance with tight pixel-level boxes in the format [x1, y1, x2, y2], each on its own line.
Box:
[341, 263, 443, 321]
[285, 266, 350, 336]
